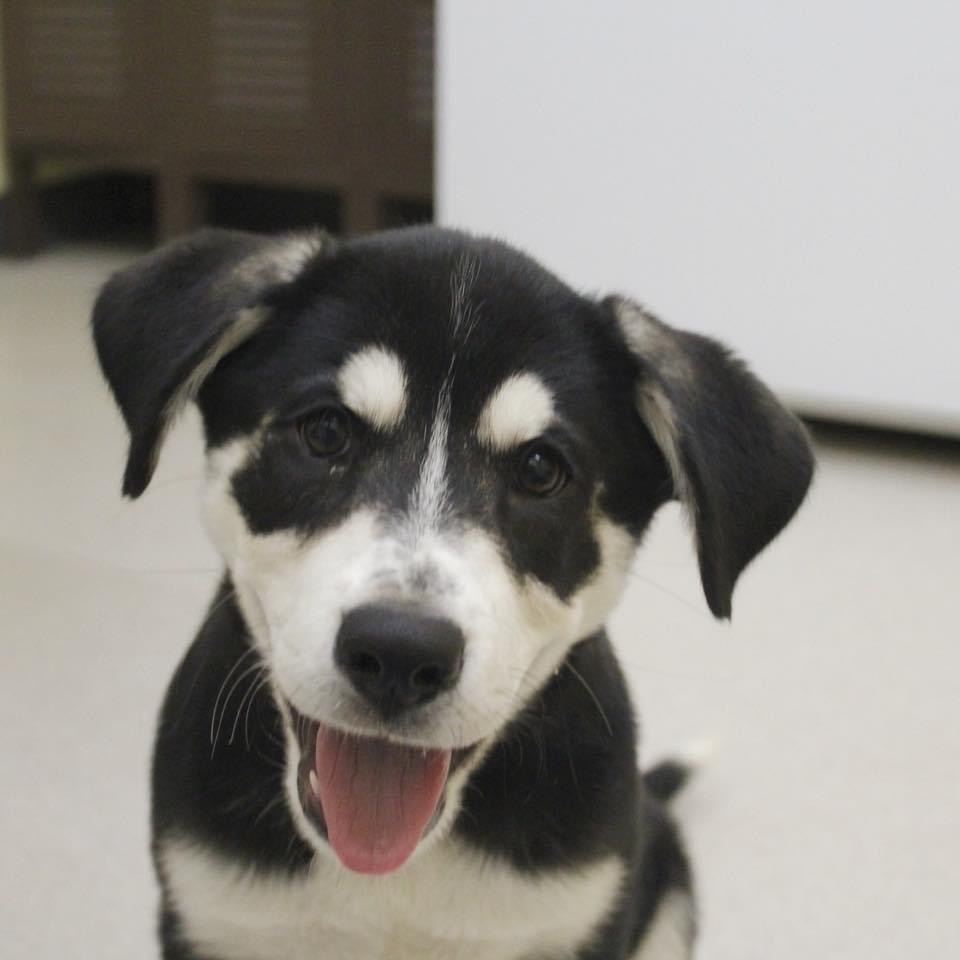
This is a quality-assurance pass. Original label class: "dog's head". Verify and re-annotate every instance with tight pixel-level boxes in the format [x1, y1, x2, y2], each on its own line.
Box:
[94, 227, 813, 873]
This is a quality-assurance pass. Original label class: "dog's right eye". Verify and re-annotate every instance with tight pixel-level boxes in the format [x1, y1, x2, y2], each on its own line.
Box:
[516, 443, 569, 497]
[298, 408, 351, 458]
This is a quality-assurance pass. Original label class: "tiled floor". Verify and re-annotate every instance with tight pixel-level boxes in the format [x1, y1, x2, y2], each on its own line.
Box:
[2, 247, 958, 959]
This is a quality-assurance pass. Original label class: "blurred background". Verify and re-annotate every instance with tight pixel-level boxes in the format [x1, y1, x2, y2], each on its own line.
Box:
[1, 2, 957, 959]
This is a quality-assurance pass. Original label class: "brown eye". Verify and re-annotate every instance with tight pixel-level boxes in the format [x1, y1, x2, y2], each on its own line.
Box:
[517, 444, 568, 497]
[299, 408, 351, 457]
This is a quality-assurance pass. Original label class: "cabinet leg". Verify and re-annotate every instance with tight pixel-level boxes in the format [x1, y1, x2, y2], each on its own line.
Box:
[156, 168, 205, 241]
[2, 150, 44, 256]
[342, 187, 380, 237]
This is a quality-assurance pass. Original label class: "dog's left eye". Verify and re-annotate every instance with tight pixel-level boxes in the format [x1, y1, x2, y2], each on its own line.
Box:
[516, 444, 569, 497]
[299, 408, 351, 457]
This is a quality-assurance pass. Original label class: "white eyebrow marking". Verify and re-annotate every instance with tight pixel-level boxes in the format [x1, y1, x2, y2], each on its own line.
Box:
[337, 346, 408, 431]
[476, 372, 556, 450]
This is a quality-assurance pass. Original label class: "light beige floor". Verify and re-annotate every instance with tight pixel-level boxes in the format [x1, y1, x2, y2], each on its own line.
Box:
[1, 247, 958, 959]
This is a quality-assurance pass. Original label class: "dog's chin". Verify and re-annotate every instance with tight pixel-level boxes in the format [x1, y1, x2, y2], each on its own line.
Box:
[287, 704, 477, 876]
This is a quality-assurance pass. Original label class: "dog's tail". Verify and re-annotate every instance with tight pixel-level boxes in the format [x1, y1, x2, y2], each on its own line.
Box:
[643, 739, 714, 804]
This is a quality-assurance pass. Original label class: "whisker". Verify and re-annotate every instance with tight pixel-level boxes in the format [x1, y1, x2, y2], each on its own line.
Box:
[255, 745, 288, 772]
[243, 675, 272, 750]
[625, 569, 710, 618]
[564, 661, 613, 736]
[209, 645, 257, 748]
[197, 585, 240, 639]
[253, 791, 289, 828]
[212, 658, 263, 756]
[229, 666, 268, 747]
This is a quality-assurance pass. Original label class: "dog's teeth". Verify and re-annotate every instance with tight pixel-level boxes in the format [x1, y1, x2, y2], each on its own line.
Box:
[308, 770, 320, 796]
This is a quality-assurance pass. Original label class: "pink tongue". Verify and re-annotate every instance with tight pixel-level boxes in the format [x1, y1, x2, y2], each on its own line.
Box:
[314, 725, 451, 875]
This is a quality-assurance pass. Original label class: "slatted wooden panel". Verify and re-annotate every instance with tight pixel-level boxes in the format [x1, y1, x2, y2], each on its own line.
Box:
[210, 0, 312, 116]
[25, 0, 123, 102]
[409, 1, 435, 132]
[160, 0, 344, 173]
[363, 0, 434, 195]
[2, 0, 154, 149]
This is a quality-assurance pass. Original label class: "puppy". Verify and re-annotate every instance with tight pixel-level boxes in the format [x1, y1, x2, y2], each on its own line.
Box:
[93, 226, 813, 960]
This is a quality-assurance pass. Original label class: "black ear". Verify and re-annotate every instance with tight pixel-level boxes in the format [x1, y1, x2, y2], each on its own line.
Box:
[92, 228, 331, 498]
[608, 297, 815, 619]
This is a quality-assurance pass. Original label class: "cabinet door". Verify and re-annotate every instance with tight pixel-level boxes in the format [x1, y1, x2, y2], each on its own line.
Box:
[2, 0, 156, 153]
[353, 0, 434, 199]
[159, 0, 348, 186]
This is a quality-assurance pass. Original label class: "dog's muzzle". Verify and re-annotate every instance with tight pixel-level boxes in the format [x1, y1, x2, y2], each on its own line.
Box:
[290, 603, 471, 875]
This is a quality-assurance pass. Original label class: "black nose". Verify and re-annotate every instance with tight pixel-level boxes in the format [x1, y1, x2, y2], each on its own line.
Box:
[335, 604, 465, 717]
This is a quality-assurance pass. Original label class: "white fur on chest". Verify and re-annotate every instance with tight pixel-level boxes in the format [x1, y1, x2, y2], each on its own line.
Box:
[161, 836, 624, 960]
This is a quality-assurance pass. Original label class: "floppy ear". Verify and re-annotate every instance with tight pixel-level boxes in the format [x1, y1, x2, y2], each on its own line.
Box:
[92, 228, 331, 498]
[608, 297, 815, 619]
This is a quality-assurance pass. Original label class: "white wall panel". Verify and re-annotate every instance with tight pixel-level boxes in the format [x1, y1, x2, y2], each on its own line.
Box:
[438, 1, 960, 435]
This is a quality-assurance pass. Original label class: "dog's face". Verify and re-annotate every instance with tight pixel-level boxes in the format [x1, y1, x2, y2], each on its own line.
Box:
[93, 227, 813, 875]
[199, 235, 665, 748]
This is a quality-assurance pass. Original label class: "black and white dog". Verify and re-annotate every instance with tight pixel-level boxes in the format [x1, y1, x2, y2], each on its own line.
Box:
[93, 226, 813, 960]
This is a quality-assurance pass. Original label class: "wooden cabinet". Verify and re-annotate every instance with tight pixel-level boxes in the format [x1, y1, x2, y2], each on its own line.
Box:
[1, 0, 434, 252]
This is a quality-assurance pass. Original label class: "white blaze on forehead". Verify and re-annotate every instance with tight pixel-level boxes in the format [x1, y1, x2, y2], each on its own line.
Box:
[411, 380, 452, 534]
[477, 372, 556, 451]
[337, 345, 408, 431]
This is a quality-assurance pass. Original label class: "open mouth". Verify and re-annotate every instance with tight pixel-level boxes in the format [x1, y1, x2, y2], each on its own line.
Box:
[290, 707, 475, 875]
